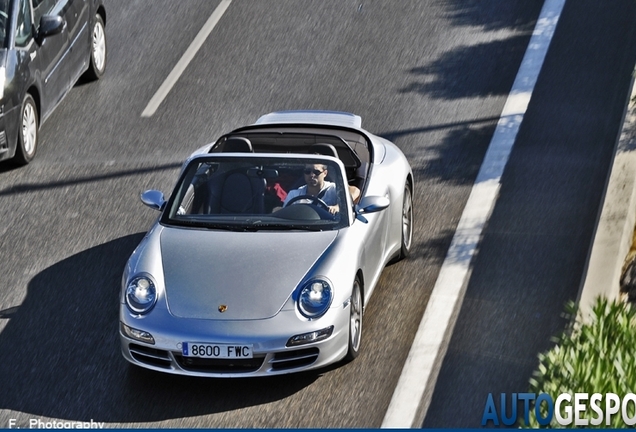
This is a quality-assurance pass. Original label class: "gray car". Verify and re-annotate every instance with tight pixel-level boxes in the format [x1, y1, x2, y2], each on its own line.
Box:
[0, 0, 106, 164]
[119, 111, 414, 377]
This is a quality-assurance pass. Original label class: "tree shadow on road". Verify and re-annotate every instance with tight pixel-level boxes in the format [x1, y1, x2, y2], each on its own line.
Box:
[387, 118, 499, 188]
[399, 36, 531, 101]
[442, 0, 538, 32]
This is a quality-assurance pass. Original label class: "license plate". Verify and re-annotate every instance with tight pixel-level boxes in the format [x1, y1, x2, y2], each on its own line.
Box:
[182, 342, 253, 359]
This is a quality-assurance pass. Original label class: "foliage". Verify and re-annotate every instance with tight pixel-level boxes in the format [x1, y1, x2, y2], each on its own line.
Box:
[525, 297, 636, 428]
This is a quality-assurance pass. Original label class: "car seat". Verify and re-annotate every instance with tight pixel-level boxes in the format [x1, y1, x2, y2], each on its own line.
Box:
[205, 169, 265, 214]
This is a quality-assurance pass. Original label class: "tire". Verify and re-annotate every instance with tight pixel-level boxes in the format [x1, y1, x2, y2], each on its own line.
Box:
[345, 277, 363, 361]
[84, 14, 106, 80]
[398, 183, 414, 260]
[13, 94, 38, 165]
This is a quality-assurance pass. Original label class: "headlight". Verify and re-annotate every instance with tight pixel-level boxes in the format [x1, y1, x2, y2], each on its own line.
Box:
[297, 279, 333, 319]
[121, 323, 155, 344]
[287, 326, 334, 346]
[125, 275, 157, 315]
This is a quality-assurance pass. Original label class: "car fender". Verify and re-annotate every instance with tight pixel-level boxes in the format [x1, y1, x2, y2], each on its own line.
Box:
[122, 223, 166, 305]
[368, 134, 413, 255]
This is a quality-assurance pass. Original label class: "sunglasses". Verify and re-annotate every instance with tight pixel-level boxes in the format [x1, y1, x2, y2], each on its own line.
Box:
[304, 168, 325, 176]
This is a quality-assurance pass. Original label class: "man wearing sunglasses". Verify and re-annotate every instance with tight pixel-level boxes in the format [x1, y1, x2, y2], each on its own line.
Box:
[283, 164, 340, 214]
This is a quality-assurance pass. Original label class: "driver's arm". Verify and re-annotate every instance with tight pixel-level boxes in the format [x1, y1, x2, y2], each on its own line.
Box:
[273, 188, 301, 212]
[282, 189, 300, 207]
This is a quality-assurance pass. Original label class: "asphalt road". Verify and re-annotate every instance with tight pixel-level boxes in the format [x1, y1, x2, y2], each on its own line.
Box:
[0, 0, 629, 428]
[424, 0, 636, 427]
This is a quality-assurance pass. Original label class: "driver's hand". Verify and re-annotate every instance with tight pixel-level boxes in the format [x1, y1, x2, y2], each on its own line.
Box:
[328, 205, 339, 214]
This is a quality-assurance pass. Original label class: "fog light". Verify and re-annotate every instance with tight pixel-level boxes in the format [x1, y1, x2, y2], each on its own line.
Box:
[121, 323, 155, 344]
[286, 326, 334, 347]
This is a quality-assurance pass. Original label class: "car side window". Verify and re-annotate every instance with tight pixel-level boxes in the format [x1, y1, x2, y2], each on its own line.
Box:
[0, 0, 8, 49]
[14, 0, 33, 47]
[31, 0, 55, 27]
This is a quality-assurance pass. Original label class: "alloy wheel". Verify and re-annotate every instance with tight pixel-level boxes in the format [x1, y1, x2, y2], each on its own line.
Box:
[92, 20, 106, 73]
[22, 102, 37, 156]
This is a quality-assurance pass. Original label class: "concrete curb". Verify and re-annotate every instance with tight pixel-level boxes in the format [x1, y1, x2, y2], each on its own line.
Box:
[578, 71, 636, 319]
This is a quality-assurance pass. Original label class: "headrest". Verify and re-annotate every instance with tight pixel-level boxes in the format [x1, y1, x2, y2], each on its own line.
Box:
[224, 137, 253, 152]
[310, 143, 338, 158]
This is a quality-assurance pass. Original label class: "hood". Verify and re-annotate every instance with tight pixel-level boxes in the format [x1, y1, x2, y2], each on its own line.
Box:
[160, 227, 338, 320]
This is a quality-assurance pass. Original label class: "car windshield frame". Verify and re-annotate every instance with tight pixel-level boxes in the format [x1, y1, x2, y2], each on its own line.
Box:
[160, 154, 352, 231]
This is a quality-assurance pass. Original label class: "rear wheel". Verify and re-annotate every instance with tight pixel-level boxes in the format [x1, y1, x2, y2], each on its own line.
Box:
[13, 94, 38, 165]
[345, 277, 363, 361]
[399, 183, 413, 259]
[84, 14, 106, 80]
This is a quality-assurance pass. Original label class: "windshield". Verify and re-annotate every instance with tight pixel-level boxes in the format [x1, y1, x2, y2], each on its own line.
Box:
[162, 155, 350, 231]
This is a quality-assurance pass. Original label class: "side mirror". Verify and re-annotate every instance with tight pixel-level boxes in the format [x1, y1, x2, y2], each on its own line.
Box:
[354, 196, 389, 223]
[37, 15, 65, 40]
[140, 190, 165, 211]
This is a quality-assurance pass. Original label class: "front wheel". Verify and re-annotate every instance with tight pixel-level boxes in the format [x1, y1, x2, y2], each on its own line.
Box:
[84, 14, 106, 80]
[13, 94, 38, 165]
[345, 277, 363, 361]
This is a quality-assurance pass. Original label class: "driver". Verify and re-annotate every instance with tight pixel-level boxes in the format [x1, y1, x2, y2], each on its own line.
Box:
[283, 164, 339, 214]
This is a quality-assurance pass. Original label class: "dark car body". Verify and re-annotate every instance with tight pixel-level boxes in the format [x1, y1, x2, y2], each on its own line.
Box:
[0, 0, 106, 164]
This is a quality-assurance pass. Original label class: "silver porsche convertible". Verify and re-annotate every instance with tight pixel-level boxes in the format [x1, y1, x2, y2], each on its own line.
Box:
[119, 111, 414, 377]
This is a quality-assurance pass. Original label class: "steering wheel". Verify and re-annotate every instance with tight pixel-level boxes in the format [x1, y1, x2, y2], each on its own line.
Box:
[284, 194, 330, 212]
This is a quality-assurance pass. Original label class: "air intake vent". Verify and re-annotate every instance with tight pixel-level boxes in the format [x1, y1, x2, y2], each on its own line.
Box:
[129, 343, 172, 369]
[270, 348, 319, 370]
[174, 354, 266, 373]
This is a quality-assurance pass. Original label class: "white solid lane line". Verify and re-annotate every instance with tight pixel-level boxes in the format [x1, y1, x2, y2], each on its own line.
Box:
[381, 0, 566, 428]
[141, 0, 232, 118]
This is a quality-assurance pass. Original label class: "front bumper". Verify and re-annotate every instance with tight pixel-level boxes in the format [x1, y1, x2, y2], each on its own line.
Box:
[119, 303, 351, 377]
[0, 104, 14, 161]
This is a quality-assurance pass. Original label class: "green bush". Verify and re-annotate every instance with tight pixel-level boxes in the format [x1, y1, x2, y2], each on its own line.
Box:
[525, 297, 636, 428]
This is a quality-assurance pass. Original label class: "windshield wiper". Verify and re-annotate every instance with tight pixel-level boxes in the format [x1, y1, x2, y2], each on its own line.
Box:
[249, 222, 327, 231]
[167, 219, 258, 232]
[167, 218, 331, 232]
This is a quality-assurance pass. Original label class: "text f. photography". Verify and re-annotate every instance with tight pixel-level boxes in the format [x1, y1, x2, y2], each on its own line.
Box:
[8, 419, 105, 429]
